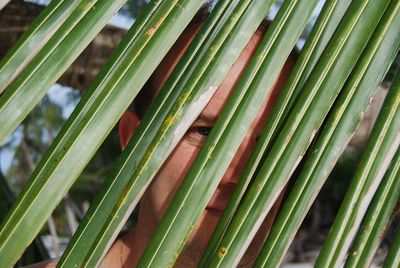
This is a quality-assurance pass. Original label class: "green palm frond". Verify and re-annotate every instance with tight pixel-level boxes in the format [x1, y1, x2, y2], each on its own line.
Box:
[201, 0, 352, 263]
[255, 2, 400, 266]
[0, 0, 399, 267]
[0, 0, 204, 266]
[346, 149, 400, 268]
[385, 222, 400, 268]
[316, 60, 400, 267]
[205, 0, 392, 266]
[0, 0, 83, 94]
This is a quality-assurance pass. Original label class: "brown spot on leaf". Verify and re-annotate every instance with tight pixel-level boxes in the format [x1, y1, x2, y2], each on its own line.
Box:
[218, 247, 227, 257]
[146, 16, 165, 36]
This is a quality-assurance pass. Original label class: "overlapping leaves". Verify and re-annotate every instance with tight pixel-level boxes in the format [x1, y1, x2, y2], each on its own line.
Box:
[0, 0, 399, 266]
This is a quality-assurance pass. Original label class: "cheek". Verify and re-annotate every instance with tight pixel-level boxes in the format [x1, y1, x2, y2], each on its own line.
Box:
[146, 139, 201, 221]
[224, 133, 257, 180]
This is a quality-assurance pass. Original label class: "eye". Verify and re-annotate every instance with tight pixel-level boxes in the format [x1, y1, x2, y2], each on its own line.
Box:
[196, 126, 211, 137]
[185, 126, 213, 146]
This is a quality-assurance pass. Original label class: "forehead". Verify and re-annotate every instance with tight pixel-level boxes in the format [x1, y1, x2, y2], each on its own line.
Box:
[201, 33, 264, 120]
[148, 22, 265, 120]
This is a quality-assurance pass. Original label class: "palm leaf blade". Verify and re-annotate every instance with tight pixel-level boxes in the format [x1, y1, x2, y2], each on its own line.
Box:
[0, 0, 203, 266]
[207, 1, 391, 266]
[139, 0, 321, 267]
[0, 0, 83, 94]
[0, 0, 127, 143]
[315, 59, 400, 267]
[384, 222, 400, 268]
[255, 2, 400, 265]
[57, 0, 244, 265]
[346, 149, 400, 267]
[200, 0, 352, 263]
[72, 1, 282, 266]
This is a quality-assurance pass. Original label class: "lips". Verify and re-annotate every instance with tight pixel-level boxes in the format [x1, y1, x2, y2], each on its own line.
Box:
[205, 183, 237, 215]
[205, 207, 224, 216]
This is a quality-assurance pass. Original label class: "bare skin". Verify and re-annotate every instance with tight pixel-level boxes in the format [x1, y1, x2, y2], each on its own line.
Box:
[30, 21, 294, 268]
[106, 21, 294, 267]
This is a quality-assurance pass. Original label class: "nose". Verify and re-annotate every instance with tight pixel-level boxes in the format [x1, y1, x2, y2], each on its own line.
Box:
[219, 133, 256, 186]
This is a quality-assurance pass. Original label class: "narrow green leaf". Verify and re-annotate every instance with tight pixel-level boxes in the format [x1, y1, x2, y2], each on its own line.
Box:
[0, 0, 204, 266]
[253, 0, 353, 160]
[254, 2, 400, 266]
[58, 0, 242, 266]
[315, 61, 400, 267]
[384, 222, 400, 268]
[139, 0, 320, 267]
[346, 149, 400, 268]
[0, 0, 83, 94]
[0, 0, 128, 143]
[0, 172, 49, 265]
[206, 1, 390, 266]
[62, 0, 282, 266]
[200, 0, 352, 264]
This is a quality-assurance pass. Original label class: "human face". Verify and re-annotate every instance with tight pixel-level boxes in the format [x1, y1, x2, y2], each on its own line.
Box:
[122, 22, 294, 265]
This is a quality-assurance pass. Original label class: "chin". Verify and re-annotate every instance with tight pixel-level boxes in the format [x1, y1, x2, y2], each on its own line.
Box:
[177, 209, 223, 262]
[183, 208, 271, 267]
